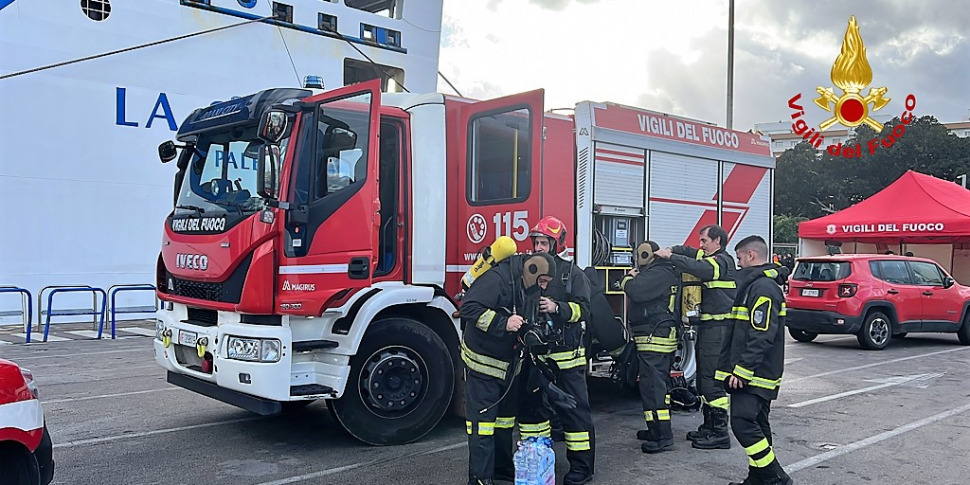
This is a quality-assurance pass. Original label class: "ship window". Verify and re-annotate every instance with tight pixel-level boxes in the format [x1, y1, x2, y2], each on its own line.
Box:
[467, 108, 533, 205]
[346, 0, 399, 18]
[318, 13, 337, 32]
[81, 0, 111, 21]
[272, 2, 293, 23]
[344, 59, 405, 93]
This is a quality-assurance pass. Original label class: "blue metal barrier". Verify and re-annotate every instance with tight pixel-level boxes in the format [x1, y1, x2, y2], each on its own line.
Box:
[0, 286, 33, 342]
[107, 284, 158, 339]
[40, 286, 106, 343]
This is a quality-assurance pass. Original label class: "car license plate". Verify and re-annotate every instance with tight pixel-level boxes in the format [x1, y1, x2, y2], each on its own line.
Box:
[178, 330, 198, 347]
[801, 288, 820, 297]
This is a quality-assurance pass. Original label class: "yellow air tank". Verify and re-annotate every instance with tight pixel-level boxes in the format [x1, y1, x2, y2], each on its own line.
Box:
[461, 236, 517, 291]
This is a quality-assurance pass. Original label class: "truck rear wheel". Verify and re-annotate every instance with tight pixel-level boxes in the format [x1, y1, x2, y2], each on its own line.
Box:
[329, 317, 454, 445]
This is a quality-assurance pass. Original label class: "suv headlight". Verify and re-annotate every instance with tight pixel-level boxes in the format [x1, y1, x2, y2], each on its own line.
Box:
[227, 337, 281, 362]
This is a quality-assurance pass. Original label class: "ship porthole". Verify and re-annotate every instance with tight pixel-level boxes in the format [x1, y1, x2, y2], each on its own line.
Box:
[81, 0, 111, 21]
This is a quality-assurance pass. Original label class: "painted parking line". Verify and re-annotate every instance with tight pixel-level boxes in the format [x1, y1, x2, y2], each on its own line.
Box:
[64, 330, 107, 339]
[10, 348, 135, 360]
[118, 327, 156, 337]
[12, 333, 70, 342]
[787, 374, 939, 408]
[44, 387, 180, 405]
[253, 440, 467, 485]
[53, 417, 260, 449]
[785, 346, 969, 385]
[787, 401, 970, 473]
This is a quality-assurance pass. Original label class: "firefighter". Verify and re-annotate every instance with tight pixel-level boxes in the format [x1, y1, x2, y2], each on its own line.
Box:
[621, 241, 680, 454]
[718, 235, 792, 485]
[461, 252, 557, 485]
[517, 215, 596, 485]
[655, 224, 736, 450]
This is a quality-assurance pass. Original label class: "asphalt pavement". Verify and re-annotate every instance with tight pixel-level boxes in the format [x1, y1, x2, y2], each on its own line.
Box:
[3, 323, 969, 485]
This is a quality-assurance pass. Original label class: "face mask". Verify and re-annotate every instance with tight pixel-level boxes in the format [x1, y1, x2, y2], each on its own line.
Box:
[522, 253, 555, 290]
[637, 241, 659, 267]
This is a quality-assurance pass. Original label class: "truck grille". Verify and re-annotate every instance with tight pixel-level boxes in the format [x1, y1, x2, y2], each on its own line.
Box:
[163, 255, 251, 304]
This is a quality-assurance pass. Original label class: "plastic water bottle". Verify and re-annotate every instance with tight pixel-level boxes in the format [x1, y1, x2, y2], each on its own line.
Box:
[514, 438, 538, 485]
[536, 437, 556, 485]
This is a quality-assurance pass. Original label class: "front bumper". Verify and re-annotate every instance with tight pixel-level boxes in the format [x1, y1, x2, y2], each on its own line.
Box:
[153, 304, 349, 404]
[786, 308, 863, 334]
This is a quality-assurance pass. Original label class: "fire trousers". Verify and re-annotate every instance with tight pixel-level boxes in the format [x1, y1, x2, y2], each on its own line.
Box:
[465, 369, 519, 481]
[696, 324, 729, 411]
[518, 354, 595, 476]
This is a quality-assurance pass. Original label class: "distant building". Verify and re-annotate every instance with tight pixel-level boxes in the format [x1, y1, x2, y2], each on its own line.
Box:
[754, 115, 970, 157]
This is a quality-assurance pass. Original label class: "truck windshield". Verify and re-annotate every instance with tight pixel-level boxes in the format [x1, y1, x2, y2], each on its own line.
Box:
[175, 125, 289, 215]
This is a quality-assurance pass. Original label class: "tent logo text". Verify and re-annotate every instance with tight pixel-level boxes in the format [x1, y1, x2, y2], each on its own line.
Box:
[786, 16, 916, 158]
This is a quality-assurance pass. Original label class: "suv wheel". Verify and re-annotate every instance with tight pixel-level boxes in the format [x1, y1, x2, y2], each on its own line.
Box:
[857, 311, 892, 350]
[958, 313, 970, 346]
[788, 328, 817, 343]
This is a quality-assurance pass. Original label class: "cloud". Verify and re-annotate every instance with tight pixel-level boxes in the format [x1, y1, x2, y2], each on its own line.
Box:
[439, 0, 970, 130]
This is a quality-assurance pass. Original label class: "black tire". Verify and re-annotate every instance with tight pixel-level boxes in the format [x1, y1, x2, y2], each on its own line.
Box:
[788, 328, 818, 343]
[0, 443, 41, 485]
[328, 317, 454, 445]
[958, 314, 970, 345]
[857, 311, 892, 350]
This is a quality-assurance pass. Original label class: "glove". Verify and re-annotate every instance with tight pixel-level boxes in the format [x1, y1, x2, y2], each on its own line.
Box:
[542, 380, 578, 410]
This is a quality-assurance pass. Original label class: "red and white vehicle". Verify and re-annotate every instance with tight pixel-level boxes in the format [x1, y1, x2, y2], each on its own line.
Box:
[0, 359, 54, 485]
[153, 79, 774, 445]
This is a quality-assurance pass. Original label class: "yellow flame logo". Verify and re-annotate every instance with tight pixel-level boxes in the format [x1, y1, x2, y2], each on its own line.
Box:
[813, 16, 890, 131]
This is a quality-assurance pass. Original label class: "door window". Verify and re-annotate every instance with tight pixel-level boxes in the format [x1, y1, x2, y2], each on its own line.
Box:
[466, 107, 532, 204]
[312, 92, 373, 202]
[872, 260, 913, 285]
[908, 261, 944, 286]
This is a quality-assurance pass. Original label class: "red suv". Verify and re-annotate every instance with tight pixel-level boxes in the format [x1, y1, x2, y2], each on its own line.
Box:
[786, 254, 970, 350]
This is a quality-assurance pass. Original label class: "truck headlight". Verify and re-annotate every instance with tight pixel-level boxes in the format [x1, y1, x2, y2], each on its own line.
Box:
[155, 319, 165, 340]
[260, 340, 281, 362]
[227, 337, 281, 362]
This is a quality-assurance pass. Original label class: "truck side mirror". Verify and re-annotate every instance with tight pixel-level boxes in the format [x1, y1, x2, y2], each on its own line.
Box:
[258, 110, 289, 144]
[944, 276, 955, 288]
[159, 141, 177, 163]
[257, 145, 281, 200]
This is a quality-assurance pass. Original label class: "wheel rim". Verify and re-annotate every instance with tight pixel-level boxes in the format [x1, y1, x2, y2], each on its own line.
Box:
[359, 346, 427, 417]
[869, 317, 890, 345]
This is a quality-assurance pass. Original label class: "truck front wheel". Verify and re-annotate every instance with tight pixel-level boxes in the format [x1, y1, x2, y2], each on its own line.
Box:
[329, 317, 454, 445]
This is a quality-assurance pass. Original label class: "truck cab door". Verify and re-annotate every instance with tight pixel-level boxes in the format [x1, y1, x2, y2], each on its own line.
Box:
[278, 80, 381, 315]
[455, 90, 545, 275]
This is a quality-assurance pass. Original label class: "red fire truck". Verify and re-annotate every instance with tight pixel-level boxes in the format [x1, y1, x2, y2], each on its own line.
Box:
[153, 79, 774, 445]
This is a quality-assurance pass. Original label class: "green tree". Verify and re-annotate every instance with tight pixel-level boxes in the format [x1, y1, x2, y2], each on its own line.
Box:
[773, 214, 808, 245]
[774, 115, 970, 222]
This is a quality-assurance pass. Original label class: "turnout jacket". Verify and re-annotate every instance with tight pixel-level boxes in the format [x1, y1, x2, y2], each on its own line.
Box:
[715, 264, 790, 400]
[622, 259, 680, 354]
[621, 260, 679, 330]
[537, 255, 592, 369]
[460, 260, 523, 380]
[669, 246, 737, 324]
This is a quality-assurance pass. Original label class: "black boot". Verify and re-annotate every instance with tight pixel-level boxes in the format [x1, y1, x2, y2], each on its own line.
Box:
[563, 470, 594, 485]
[687, 405, 712, 441]
[641, 421, 674, 453]
[468, 478, 495, 485]
[692, 408, 731, 449]
[762, 460, 793, 485]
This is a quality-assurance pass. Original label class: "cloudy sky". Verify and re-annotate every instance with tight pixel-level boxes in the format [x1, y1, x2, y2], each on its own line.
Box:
[437, 0, 970, 131]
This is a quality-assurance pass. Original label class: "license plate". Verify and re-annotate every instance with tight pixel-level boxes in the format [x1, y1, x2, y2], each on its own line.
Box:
[178, 330, 198, 347]
[801, 288, 820, 297]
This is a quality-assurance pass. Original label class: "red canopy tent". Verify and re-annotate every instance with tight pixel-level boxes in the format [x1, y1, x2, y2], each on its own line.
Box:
[799, 170, 970, 244]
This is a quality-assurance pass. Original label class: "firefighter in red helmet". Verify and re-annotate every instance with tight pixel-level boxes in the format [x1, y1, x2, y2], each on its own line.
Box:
[517, 215, 596, 485]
